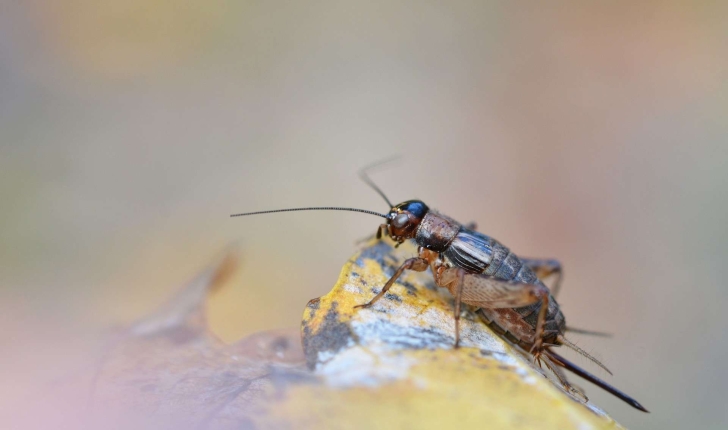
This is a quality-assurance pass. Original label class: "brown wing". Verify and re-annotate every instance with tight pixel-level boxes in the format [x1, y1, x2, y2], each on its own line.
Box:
[459, 274, 548, 308]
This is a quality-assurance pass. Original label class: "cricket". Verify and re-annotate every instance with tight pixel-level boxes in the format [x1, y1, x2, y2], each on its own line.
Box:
[230, 161, 648, 412]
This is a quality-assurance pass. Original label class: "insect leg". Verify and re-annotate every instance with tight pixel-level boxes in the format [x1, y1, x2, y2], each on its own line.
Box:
[452, 269, 465, 348]
[354, 257, 429, 309]
[455, 274, 551, 363]
[427, 263, 468, 349]
[529, 292, 550, 364]
[541, 350, 588, 402]
[520, 259, 610, 339]
[520, 258, 563, 297]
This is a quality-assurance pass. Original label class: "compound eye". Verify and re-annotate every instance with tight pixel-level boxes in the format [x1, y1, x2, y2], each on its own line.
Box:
[393, 213, 409, 229]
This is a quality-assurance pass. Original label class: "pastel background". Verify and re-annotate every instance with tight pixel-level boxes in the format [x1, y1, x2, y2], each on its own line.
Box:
[1, 1, 726, 429]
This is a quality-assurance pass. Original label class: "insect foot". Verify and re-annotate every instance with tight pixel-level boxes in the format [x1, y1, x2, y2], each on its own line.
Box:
[300, 239, 626, 429]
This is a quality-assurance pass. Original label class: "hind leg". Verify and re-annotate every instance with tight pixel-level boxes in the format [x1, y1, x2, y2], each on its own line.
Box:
[521, 258, 563, 297]
[542, 350, 588, 402]
[436, 268, 551, 353]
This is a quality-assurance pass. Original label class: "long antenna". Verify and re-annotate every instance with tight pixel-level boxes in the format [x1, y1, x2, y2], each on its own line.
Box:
[230, 207, 387, 218]
[359, 156, 400, 208]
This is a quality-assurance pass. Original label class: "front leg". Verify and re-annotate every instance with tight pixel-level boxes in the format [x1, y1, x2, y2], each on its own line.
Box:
[449, 268, 466, 348]
[429, 261, 467, 348]
[354, 256, 429, 309]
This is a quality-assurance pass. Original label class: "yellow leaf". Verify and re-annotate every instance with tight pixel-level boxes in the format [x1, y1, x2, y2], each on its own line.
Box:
[296, 239, 624, 430]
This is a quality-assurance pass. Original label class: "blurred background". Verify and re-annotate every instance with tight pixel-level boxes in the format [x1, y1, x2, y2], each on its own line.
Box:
[1, 1, 726, 428]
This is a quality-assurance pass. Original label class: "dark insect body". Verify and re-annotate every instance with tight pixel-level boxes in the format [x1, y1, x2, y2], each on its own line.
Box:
[231, 161, 648, 413]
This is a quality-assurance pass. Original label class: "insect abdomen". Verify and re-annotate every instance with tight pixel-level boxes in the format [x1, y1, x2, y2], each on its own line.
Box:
[442, 229, 565, 342]
[473, 237, 566, 344]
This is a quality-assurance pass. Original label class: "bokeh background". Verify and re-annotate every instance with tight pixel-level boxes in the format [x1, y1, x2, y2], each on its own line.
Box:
[1, 1, 726, 428]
